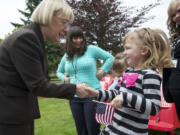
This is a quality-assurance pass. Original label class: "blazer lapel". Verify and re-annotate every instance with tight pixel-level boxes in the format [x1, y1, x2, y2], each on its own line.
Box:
[30, 23, 49, 77]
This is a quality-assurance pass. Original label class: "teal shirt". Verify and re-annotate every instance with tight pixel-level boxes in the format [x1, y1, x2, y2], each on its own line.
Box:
[56, 45, 114, 96]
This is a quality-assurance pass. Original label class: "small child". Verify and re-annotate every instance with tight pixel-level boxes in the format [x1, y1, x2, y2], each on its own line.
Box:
[112, 53, 127, 78]
[108, 53, 127, 90]
[91, 28, 173, 135]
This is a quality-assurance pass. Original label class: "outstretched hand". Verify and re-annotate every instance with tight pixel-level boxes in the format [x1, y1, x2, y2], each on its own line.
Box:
[76, 84, 99, 98]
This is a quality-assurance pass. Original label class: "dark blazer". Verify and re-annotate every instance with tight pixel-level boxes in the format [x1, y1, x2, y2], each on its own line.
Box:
[0, 23, 76, 124]
[162, 68, 174, 103]
[162, 39, 180, 120]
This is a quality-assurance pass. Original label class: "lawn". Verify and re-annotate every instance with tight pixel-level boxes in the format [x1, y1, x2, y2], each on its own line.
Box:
[35, 98, 180, 135]
[35, 98, 77, 135]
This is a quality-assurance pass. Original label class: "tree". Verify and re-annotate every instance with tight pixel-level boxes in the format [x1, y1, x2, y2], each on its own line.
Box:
[0, 38, 3, 44]
[11, 0, 40, 28]
[11, 0, 161, 74]
[67, 0, 161, 54]
[45, 41, 65, 75]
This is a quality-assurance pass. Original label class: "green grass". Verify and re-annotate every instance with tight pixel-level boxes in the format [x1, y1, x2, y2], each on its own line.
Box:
[35, 98, 180, 135]
[50, 77, 61, 82]
[35, 98, 77, 135]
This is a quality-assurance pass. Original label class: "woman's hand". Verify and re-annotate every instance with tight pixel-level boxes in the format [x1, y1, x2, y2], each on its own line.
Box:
[96, 69, 105, 80]
[64, 77, 70, 84]
[76, 84, 99, 98]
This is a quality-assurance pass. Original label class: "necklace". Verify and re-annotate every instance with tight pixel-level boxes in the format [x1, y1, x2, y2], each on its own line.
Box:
[72, 56, 78, 82]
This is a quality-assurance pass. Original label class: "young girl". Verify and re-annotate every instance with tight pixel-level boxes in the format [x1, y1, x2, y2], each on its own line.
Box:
[91, 28, 173, 135]
[108, 53, 127, 90]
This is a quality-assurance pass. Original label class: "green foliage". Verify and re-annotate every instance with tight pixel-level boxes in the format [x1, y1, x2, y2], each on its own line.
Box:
[11, 0, 41, 28]
[11, 0, 162, 54]
[67, 0, 161, 54]
[0, 38, 3, 44]
[45, 41, 65, 75]
[10, 0, 162, 74]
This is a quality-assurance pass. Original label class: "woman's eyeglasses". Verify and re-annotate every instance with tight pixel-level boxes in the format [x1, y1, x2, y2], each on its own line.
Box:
[56, 16, 71, 29]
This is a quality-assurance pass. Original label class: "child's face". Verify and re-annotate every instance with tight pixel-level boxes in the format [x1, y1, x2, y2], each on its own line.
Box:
[123, 32, 147, 70]
[114, 71, 122, 78]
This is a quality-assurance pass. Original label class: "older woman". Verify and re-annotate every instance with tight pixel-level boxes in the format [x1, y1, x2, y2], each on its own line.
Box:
[0, 0, 94, 135]
[163, 0, 180, 120]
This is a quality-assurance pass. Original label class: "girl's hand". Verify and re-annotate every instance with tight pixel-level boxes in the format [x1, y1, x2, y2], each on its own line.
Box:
[86, 87, 99, 97]
[110, 95, 122, 109]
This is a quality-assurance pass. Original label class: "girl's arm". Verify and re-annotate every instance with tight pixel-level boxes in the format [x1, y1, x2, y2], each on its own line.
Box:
[96, 84, 120, 102]
[96, 76, 122, 102]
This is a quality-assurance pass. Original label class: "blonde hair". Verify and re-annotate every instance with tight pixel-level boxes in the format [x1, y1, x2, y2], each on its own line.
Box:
[31, 0, 74, 25]
[123, 28, 173, 72]
[112, 53, 127, 76]
[167, 0, 180, 40]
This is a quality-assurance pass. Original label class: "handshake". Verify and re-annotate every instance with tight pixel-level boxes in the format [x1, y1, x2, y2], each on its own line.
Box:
[75, 84, 124, 110]
[76, 84, 99, 98]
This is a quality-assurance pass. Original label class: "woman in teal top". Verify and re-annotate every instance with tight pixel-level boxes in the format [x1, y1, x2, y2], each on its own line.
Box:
[56, 26, 114, 135]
